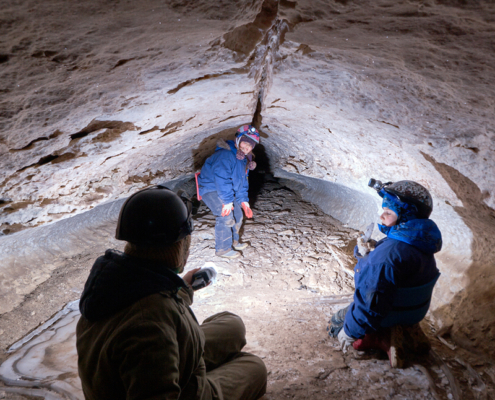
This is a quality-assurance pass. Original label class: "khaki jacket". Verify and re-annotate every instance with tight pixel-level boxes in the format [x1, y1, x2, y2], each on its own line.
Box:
[77, 285, 210, 400]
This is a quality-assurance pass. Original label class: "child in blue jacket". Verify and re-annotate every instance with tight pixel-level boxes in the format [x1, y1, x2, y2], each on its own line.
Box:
[328, 179, 442, 367]
[197, 125, 260, 258]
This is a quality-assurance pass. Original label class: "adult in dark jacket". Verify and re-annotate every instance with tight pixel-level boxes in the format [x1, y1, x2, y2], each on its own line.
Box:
[76, 186, 267, 400]
[328, 180, 442, 367]
[197, 125, 260, 258]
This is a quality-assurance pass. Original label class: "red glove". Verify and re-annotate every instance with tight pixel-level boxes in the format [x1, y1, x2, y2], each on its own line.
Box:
[221, 203, 233, 217]
[241, 202, 253, 219]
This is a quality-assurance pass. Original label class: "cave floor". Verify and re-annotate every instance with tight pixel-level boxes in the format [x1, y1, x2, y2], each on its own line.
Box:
[0, 178, 494, 400]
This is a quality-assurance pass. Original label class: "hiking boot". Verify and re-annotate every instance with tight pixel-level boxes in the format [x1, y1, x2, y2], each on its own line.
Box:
[215, 249, 241, 259]
[233, 241, 248, 251]
[353, 326, 405, 368]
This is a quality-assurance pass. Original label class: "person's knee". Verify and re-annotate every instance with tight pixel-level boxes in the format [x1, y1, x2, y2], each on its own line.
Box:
[202, 312, 246, 340]
[246, 353, 268, 379]
[239, 353, 268, 392]
[216, 214, 235, 227]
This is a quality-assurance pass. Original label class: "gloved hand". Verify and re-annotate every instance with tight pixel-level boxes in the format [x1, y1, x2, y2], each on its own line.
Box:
[356, 237, 377, 258]
[221, 203, 234, 217]
[241, 202, 253, 218]
[338, 328, 356, 353]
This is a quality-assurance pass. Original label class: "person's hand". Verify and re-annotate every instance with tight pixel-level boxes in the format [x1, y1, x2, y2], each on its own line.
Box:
[356, 237, 377, 257]
[338, 328, 356, 353]
[241, 202, 253, 218]
[357, 237, 370, 257]
[247, 161, 257, 170]
[221, 203, 234, 217]
[182, 268, 202, 286]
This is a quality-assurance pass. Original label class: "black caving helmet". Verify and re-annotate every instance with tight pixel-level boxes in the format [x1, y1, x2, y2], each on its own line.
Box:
[115, 185, 194, 246]
[368, 178, 433, 219]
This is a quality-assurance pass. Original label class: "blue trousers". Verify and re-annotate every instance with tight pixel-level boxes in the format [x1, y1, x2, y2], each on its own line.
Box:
[202, 191, 243, 253]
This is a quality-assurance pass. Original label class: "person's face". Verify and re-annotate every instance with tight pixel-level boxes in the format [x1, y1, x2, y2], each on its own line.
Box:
[380, 207, 398, 227]
[239, 141, 253, 154]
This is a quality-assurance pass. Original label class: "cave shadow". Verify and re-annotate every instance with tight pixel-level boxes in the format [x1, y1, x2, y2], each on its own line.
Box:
[421, 152, 495, 361]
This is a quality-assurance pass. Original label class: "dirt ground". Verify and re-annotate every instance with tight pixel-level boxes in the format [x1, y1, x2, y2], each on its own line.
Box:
[1, 176, 494, 399]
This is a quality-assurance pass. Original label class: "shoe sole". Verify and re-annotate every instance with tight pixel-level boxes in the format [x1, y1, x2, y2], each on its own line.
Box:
[216, 253, 241, 259]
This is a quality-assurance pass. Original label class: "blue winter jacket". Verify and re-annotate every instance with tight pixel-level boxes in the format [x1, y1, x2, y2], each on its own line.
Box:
[344, 219, 442, 338]
[197, 139, 250, 204]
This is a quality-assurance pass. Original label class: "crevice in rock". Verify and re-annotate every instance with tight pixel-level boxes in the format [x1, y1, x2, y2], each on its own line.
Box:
[246, 1, 289, 130]
[219, 114, 250, 123]
[167, 72, 234, 95]
[17, 152, 80, 172]
[158, 120, 184, 138]
[31, 50, 58, 58]
[100, 153, 124, 166]
[110, 58, 136, 70]
[9, 130, 63, 152]
[70, 120, 137, 141]
[223, 0, 279, 55]
[139, 126, 159, 135]
[377, 120, 400, 129]
[252, 94, 263, 130]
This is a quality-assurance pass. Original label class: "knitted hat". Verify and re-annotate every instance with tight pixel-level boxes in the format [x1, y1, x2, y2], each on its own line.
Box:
[235, 125, 260, 149]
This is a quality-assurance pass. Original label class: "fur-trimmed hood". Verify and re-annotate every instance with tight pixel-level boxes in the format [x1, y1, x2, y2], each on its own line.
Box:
[215, 138, 255, 158]
[216, 138, 232, 152]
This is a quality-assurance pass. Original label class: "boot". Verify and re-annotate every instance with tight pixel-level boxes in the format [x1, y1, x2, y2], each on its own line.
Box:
[233, 241, 248, 251]
[353, 326, 405, 368]
[215, 249, 241, 259]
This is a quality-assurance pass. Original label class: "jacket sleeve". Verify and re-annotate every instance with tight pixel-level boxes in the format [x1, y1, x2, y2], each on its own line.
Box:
[235, 168, 250, 204]
[177, 285, 194, 307]
[213, 152, 235, 204]
[115, 313, 182, 400]
[344, 262, 397, 338]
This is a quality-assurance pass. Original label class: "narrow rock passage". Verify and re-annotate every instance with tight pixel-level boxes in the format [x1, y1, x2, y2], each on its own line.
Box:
[1, 176, 494, 399]
[188, 175, 358, 294]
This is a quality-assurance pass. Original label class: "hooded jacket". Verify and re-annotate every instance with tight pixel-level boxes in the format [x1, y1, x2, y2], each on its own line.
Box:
[76, 250, 209, 400]
[197, 139, 249, 204]
[344, 218, 442, 339]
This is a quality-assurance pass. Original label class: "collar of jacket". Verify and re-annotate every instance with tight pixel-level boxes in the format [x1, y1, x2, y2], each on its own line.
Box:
[378, 219, 443, 254]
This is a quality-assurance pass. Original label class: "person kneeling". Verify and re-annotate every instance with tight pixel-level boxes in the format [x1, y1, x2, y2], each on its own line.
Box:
[76, 186, 267, 399]
[328, 179, 442, 368]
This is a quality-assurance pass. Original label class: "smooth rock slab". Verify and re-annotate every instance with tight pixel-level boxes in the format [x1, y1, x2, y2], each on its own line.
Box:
[0, 301, 82, 400]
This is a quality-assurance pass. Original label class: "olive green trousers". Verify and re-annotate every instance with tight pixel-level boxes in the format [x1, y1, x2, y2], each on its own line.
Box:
[199, 312, 267, 400]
